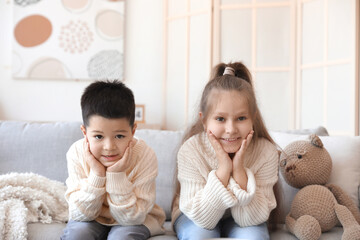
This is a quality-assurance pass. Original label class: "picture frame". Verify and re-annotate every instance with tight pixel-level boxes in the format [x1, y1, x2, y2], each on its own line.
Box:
[135, 104, 145, 124]
[12, 1, 125, 81]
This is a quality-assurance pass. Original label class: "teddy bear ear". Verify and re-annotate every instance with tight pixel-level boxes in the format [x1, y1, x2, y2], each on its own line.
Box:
[309, 134, 323, 148]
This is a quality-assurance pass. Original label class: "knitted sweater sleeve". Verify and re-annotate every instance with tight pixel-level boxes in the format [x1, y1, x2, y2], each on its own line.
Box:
[106, 142, 158, 226]
[228, 140, 279, 227]
[65, 139, 106, 221]
[177, 140, 238, 230]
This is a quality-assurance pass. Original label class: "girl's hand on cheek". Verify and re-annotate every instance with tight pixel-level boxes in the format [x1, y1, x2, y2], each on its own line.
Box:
[107, 139, 135, 173]
[207, 130, 232, 186]
[232, 130, 253, 190]
[83, 138, 105, 177]
[233, 130, 253, 167]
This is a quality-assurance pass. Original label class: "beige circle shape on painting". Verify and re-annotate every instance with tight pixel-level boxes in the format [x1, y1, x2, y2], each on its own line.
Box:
[62, 0, 91, 13]
[14, 15, 52, 47]
[96, 10, 124, 40]
[28, 58, 71, 79]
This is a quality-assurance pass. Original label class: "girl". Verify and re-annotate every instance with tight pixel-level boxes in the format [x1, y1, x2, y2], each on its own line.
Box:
[172, 62, 279, 240]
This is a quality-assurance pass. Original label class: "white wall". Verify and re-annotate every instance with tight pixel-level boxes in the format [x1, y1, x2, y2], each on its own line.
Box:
[0, 0, 164, 125]
[1, 1, 358, 134]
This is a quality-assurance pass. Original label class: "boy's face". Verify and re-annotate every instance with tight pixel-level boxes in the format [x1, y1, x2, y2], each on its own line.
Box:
[81, 115, 136, 168]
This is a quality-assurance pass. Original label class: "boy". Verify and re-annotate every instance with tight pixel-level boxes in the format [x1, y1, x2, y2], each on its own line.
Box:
[61, 80, 165, 240]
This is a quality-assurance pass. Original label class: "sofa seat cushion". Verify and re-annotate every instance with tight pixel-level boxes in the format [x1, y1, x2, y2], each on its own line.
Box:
[28, 221, 177, 240]
[27, 222, 344, 240]
[149, 221, 177, 239]
[270, 225, 343, 240]
[28, 223, 66, 240]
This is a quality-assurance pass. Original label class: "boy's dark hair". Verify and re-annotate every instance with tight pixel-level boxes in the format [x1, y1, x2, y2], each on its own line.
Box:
[81, 80, 135, 127]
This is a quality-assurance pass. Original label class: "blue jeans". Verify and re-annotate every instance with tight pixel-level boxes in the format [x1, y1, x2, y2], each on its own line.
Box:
[174, 213, 269, 240]
[60, 220, 150, 240]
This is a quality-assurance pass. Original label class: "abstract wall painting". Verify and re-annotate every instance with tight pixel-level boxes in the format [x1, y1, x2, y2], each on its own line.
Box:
[13, 0, 125, 81]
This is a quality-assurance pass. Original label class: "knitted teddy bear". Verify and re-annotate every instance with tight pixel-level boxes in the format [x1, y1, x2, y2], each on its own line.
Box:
[279, 134, 360, 240]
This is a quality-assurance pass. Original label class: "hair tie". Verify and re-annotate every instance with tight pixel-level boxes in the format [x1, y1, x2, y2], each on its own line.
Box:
[223, 66, 235, 76]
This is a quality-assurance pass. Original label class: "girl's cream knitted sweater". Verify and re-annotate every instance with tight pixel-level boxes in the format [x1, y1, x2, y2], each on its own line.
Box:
[64, 138, 166, 236]
[173, 132, 279, 229]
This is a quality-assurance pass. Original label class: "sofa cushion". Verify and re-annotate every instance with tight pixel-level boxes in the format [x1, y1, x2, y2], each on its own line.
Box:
[270, 225, 343, 240]
[28, 223, 66, 240]
[270, 131, 360, 223]
[276, 126, 329, 136]
[323, 135, 360, 208]
[28, 222, 178, 240]
[135, 129, 184, 221]
[0, 121, 82, 182]
[0, 121, 182, 222]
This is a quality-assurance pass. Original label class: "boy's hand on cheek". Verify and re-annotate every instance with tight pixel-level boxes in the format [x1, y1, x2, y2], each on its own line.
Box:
[107, 139, 135, 173]
[84, 139, 105, 177]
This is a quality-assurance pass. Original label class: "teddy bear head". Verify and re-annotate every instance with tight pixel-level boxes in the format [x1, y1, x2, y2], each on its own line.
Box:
[279, 134, 332, 189]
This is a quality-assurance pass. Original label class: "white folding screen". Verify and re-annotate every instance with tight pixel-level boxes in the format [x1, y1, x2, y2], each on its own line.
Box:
[298, 0, 357, 135]
[164, 0, 212, 130]
[164, 0, 359, 135]
[213, 0, 296, 131]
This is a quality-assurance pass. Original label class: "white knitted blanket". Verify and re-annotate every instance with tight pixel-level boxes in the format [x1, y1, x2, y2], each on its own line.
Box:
[0, 172, 68, 240]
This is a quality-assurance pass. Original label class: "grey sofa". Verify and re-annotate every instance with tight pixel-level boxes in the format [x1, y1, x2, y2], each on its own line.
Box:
[1, 120, 359, 239]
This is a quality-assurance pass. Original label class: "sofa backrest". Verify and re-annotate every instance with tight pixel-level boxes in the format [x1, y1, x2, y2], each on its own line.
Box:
[0, 121, 183, 221]
[0, 121, 83, 182]
[135, 129, 184, 220]
[1, 121, 359, 223]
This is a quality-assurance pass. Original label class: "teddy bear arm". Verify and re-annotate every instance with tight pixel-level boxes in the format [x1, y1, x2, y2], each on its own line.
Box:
[326, 183, 360, 224]
[334, 204, 360, 240]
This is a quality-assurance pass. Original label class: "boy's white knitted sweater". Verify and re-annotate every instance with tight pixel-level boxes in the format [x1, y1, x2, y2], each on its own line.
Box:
[64, 138, 166, 236]
[174, 132, 279, 229]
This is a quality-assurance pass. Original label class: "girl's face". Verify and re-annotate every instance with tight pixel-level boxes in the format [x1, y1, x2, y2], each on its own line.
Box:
[81, 115, 136, 167]
[201, 89, 253, 154]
